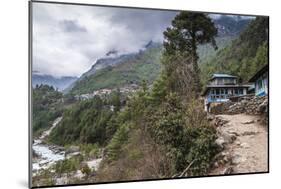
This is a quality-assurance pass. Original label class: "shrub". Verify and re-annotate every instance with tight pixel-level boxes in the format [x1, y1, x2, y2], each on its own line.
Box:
[106, 123, 130, 162]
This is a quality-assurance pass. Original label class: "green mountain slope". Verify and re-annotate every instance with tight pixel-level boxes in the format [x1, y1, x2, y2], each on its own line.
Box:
[198, 15, 252, 64]
[200, 17, 269, 87]
[70, 45, 162, 95]
[198, 36, 235, 64]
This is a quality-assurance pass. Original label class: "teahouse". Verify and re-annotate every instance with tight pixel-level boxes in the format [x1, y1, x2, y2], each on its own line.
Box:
[203, 74, 251, 112]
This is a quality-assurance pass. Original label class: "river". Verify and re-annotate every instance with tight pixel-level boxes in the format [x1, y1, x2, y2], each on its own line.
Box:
[32, 117, 65, 174]
[32, 117, 103, 178]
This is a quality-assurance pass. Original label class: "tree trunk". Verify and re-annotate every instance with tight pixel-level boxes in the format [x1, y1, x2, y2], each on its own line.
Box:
[191, 37, 201, 97]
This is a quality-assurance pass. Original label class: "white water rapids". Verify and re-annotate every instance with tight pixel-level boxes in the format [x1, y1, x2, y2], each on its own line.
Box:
[32, 117, 64, 172]
[32, 117, 103, 176]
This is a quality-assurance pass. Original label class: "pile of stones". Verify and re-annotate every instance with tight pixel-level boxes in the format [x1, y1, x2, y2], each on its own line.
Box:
[227, 95, 268, 115]
[210, 95, 268, 116]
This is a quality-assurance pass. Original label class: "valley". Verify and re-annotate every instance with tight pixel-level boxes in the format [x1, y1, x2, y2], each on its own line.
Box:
[31, 13, 268, 187]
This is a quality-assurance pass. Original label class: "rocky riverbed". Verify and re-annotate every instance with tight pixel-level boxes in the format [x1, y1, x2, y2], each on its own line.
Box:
[32, 117, 103, 186]
[32, 117, 64, 174]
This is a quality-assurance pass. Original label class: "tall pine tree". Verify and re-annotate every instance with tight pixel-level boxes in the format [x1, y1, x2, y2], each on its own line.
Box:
[163, 12, 217, 95]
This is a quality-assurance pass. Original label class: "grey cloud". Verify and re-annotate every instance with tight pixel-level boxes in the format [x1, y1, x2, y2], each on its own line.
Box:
[33, 2, 180, 77]
[60, 19, 87, 32]
[107, 8, 178, 41]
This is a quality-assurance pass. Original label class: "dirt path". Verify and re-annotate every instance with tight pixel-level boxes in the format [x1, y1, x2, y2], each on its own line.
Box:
[210, 114, 268, 174]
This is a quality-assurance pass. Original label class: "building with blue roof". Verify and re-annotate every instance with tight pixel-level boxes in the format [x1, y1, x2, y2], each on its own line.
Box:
[203, 73, 251, 112]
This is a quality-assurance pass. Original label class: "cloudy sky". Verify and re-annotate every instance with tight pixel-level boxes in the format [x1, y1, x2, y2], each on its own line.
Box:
[32, 2, 253, 78]
[33, 2, 179, 77]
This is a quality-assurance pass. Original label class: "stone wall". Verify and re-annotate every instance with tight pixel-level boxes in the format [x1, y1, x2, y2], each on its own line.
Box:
[210, 95, 268, 124]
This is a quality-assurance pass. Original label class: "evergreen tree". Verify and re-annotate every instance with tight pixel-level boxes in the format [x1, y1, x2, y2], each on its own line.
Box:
[163, 12, 217, 95]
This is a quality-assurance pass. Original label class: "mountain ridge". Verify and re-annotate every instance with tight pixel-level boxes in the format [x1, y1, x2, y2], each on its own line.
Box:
[32, 73, 78, 91]
[68, 41, 163, 95]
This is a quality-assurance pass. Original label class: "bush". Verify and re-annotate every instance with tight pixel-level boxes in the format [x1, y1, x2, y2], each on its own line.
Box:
[147, 95, 218, 175]
[55, 156, 82, 175]
[97, 91, 218, 181]
[81, 164, 91, 177]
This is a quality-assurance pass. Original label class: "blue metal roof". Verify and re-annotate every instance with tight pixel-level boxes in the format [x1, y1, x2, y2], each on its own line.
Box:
[211, 74, 237, 79]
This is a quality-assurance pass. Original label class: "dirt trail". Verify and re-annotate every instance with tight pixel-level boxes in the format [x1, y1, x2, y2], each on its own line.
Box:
[210, 114, 268, 174]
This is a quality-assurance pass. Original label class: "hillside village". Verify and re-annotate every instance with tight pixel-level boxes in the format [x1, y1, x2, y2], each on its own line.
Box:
[74, 84, 140, 101]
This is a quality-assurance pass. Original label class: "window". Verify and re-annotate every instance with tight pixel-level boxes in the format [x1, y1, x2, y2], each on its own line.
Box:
[226, 89, 229, 94]
[217, 79, 223, 85]
[235, 89, 238, 95]
[216, 89, 220, 95]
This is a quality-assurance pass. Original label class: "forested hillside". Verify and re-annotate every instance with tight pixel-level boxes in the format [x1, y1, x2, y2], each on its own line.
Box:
[32, 85, 63, 136]
[198, 15, 251, 64]
[200, 17, 269, 86]
[69, 44, 162, 95]
[49, 91, 121, 146]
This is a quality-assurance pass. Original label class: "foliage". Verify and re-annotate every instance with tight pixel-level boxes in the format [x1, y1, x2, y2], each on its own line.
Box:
[49, 95, 120, 146]
[106, 123, 131, 162]
[107, 89, 121, 112]
[97, 78, 218, 180]
[161, 53, 198, 97]
[163, 12, 218, 55]
[78, 143, 99, 158]
[147, 94, 218, 175]
[81, 164, 91, 177]
[197, 36, 235, 64]
[163, 11, 218, 94]
[105, 86, 151, 162]
[32, 84, 63, 136]
[54, 156, 83, 175]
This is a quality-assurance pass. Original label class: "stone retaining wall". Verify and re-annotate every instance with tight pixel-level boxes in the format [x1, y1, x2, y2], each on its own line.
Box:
[210, 95, 268, 124]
